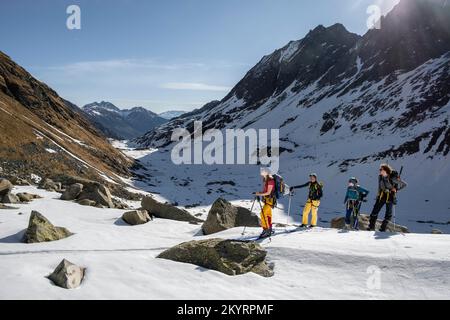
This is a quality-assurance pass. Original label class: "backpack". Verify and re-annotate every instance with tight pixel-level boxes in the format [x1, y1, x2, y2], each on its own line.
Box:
[272, 174, 286, 200]
[310, 182, 324, 200]
[346, 187, 360, 201]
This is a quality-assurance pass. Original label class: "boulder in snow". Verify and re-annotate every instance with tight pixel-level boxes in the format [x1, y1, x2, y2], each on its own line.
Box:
[158, 238, 274, 277]
[60, 183, 83, 201]
[39, 178, 61, 192]
[331, 214, 409, 233]
[202, 198, 260, 235]
[22, 211, 73, 243]
[48, 259, 85, 289]
[77, 199, 97, 207]
[16, 192, 42, 203]
[1, 193, 19, 204]
[122, 210, 152, 225]
[141, 196, 202, 223]
[77, 182, 114, 208]
[0, 178, 13, 197]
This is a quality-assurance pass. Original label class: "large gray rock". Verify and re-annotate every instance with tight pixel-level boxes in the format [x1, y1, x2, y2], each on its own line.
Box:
[60, 183, 83, 201]
[331, 214, 409, 233]
[2, 193, 19, 204]
[158, 238, 274, 277]
[48, 259, 85, 289]
[0, 179, 13, 197]
[122, 210, 152, 225]
[141, 196, 202, 223]
[202, 198, 260, 235]
[77, 183, 114, 208]
[22, 211, 73, 243]
[39, 178, 60, 191]
[16, 192, 42, 203]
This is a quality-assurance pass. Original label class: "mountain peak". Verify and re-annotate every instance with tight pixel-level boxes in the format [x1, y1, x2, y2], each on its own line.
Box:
[83, 101, 120, 113]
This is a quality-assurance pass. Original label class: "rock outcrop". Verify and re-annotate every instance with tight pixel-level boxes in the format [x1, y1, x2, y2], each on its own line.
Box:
[122, 210, 152, 225]
[9, 177, 30, 186]
[331, 214, 409, 233]
[22, 211, 73, 243]
[77, 182, 114, 208]
[39, 178, 62, 192]
[141, 196, 202, 223]
[158, 238, 274, 277]
[48, 259, 85, 289]
[202, 198, 260, 235]
[60, 183, 84, 201]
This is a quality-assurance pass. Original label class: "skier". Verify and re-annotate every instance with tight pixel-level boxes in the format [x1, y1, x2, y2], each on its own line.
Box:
[368, 164, 407, 232]
[290, 173, 323, 228]
[254, 167, 276, 239]
[344, 177, 369, 230]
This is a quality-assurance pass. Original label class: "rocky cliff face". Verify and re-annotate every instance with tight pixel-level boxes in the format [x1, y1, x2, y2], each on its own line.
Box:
[0, 51, 133, 182]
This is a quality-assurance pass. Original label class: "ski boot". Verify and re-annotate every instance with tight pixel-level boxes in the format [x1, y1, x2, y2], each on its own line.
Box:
[258, 229, 271, 240]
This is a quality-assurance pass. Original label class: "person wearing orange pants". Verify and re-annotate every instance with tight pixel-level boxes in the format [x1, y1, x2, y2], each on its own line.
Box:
[290, 173, 323, 228]
[255, 167, 275, 239]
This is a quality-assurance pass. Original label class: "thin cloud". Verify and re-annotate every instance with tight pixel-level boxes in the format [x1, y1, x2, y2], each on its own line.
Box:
[42, 59, 208, 74]
[161, 82, 232, 92]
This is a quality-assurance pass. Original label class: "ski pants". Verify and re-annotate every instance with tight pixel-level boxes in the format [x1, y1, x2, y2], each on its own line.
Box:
[345, 207, 354, 225]
[369, 199, 393, 231]
[345, 201, 360, 226]
[261, 204, 273, 230]
[302, 199, 320, 226]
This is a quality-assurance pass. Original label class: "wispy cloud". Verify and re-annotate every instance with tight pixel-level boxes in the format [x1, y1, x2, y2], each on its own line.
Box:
[42, 59, 208, 74]
[161, 82, 232, 92]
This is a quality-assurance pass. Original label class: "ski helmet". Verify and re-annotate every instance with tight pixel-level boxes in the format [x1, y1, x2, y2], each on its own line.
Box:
[349, 177, 358, 184]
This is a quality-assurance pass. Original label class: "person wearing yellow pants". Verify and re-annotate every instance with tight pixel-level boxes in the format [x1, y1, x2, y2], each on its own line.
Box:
[302, 199, 320, 227]
[290, 173, 323, 228]
[255, 168, 275, 239]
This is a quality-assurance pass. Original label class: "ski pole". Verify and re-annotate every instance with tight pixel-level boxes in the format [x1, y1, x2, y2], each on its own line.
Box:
[242, 197, 257, 236]
[286, 192, 292, 228]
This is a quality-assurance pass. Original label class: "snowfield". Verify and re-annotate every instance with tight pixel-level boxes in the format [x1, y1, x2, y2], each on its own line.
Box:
[1, 186, 449, 300]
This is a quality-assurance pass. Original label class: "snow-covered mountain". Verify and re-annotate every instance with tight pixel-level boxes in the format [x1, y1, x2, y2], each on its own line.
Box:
[83, 102, 167, 140]
[159, 110, 186, 120]
[132, 0, 450, 233]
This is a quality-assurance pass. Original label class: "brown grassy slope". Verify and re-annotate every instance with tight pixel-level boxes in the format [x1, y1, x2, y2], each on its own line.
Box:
[0, 51, 134, 182]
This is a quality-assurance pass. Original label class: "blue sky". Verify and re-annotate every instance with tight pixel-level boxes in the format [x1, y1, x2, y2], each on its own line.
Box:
[0, 0, 399, 112]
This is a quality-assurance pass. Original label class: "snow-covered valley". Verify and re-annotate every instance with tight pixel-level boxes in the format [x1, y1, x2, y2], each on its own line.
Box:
[1, 185, 449, 300]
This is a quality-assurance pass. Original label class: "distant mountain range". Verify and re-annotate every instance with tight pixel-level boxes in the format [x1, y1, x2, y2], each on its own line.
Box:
[159, 110, 186, 120]
[82, 101, 168, 140]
